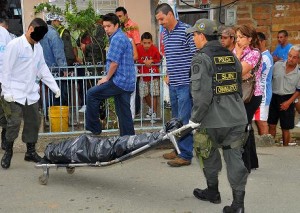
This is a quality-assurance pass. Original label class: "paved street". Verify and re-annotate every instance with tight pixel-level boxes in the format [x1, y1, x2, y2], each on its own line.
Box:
[0, 146, 299, 213]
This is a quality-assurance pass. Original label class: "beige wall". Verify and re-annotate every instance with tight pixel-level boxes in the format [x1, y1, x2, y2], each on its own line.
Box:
[22, 0, 156, 42]
[118, 0, 156, 43]
[22, 0, 44, 31]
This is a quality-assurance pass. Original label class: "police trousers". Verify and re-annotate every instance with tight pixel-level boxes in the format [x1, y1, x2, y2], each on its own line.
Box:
[0, 84, 7, 128]
[203, 125, 249, 191]
[1, 100, 40, 143]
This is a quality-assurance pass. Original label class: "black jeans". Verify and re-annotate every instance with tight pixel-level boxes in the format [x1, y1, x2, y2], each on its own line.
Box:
[243, 95, 262, 172]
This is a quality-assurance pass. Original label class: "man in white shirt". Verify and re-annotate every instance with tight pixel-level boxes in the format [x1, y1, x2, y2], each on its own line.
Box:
[1, 18, 61, 169]
[0, 18, 12, 151]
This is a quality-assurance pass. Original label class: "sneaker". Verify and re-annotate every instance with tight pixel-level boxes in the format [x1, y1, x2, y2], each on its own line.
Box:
[167, 157, 191, 167]
[146, 112, 152, 118]
[288, 142, 297, 146]
[296, 121, 300, 128]
[164, 101, 171, 109]
[78, 105, 86, 113]
[146, 108, 153, 118]
[162, 150, 177, 160]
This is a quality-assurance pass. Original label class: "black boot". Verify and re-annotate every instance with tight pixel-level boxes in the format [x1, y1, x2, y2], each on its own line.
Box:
[24, 143, 42, 163]
[193, 183, 221, 204]
[1, 141, 14, 169]
[223, 190, 245, 213]
[1, 128, 6, 150]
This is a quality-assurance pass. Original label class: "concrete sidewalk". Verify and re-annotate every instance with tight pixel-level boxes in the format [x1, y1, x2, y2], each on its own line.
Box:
[0, 147, 299, 213]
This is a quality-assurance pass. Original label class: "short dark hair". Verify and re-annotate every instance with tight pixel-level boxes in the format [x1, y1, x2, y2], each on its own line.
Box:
[103, 13, 120, 26]
[257, 32, 266, 41]
[278, 29, 288, 37]
[0, 18, 8, 27]
[115, 7, 127, 15]
[195, 32, 218, 41]
[155, 3, 174, 16]
[141, 32, 152, 41]
[29, 18, 47, 29]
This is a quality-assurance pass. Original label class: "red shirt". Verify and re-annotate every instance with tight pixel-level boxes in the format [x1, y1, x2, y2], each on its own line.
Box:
[137, 44, 161, 81]
[124, 18, 140, 45]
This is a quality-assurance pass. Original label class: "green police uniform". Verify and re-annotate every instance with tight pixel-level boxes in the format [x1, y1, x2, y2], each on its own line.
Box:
[190, 40, 249, 212]
[191, 40, 248, 188]
[57, 25, 76, 66]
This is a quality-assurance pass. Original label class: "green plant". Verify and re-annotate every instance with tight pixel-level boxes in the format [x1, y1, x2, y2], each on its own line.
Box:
[64, 0, 98, 36]
[64, 0, 107, 70]
[34, 2, 63, 15]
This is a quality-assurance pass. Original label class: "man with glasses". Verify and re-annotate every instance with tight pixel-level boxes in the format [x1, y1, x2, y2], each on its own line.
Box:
[220, 27, 235, 52]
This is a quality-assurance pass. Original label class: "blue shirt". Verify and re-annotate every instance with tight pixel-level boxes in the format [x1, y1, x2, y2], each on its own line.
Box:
[272, 43, 292, 61]
[106, 28, 136, 92]
[162, 21, 196, 86]
[261, 50, 273, 105]
[40, 25, 67, 69]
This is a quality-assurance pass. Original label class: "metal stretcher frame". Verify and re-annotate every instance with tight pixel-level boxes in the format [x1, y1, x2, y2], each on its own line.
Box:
[35, 122, 200, 185]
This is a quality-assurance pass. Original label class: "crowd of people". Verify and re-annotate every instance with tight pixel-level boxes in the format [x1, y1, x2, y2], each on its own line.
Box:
[0, 3, 300, 213]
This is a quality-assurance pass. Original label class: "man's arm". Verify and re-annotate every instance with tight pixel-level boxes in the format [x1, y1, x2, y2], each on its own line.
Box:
[272, 46, 282, 62]
[97, 61, 118, 85]
[1, 42, 17, 97]
[190, 53, 213, 123]
[50, 32, 67, 70]
[280, 91, 300, 111]
[39, 49, 60, 94]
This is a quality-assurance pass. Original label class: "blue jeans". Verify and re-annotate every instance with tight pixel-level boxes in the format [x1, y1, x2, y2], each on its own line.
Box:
[169, 85, 193, 160]
[85, 80, 135, 136]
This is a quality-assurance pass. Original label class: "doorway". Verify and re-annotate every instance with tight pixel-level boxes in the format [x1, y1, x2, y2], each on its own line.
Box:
[0, 0, 23, 36]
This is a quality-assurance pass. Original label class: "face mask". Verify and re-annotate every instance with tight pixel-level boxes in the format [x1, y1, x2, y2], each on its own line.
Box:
[30, 26, 48, 42]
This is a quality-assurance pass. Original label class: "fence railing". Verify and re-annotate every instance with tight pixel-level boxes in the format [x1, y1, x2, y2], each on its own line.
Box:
[39, 63, 171, 136]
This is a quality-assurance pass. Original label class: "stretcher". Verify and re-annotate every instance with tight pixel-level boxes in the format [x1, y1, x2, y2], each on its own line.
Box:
[35, 120, 200, 185]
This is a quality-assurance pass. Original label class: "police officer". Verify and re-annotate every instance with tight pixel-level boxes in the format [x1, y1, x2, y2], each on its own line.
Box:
[54, 15, 76, 66]
[186, 19, 249, 213]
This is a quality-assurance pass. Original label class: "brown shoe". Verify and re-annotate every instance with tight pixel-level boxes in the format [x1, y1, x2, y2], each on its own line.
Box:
[163, 150, 177, 160]
[167, 157, 191, 167]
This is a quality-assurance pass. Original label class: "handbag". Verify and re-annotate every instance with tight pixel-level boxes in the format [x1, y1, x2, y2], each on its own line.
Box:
[242, 77, 256, 103]
[241, 49, 262, 103]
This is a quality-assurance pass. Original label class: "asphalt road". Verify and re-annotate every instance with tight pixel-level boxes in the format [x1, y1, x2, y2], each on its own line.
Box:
[0, 146, 299, 213]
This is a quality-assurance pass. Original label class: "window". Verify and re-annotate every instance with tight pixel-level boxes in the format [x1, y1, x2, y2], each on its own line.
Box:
[0, 0, 23, 36]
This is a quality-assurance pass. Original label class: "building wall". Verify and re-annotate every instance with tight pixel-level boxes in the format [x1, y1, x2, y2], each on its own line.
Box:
[118, 0, 155, 42]
[21, 1, 300, 52]
[22, 0, 42, 31]
[213, 0, 300, 52]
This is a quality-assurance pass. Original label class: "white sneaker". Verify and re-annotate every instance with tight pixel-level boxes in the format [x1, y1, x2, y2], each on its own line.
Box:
[296, 120, 300, 128]
[288, 142, 297, 146]
[78, 105, 86, 113]
[146, 108, 152, 118]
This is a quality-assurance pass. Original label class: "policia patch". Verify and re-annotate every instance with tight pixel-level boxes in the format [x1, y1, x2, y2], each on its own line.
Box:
[212, 55, 238, 96]
[214, 56, 235, 64]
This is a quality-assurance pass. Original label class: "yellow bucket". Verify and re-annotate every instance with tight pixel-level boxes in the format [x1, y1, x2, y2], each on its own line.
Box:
[48, 106, 69, 132]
